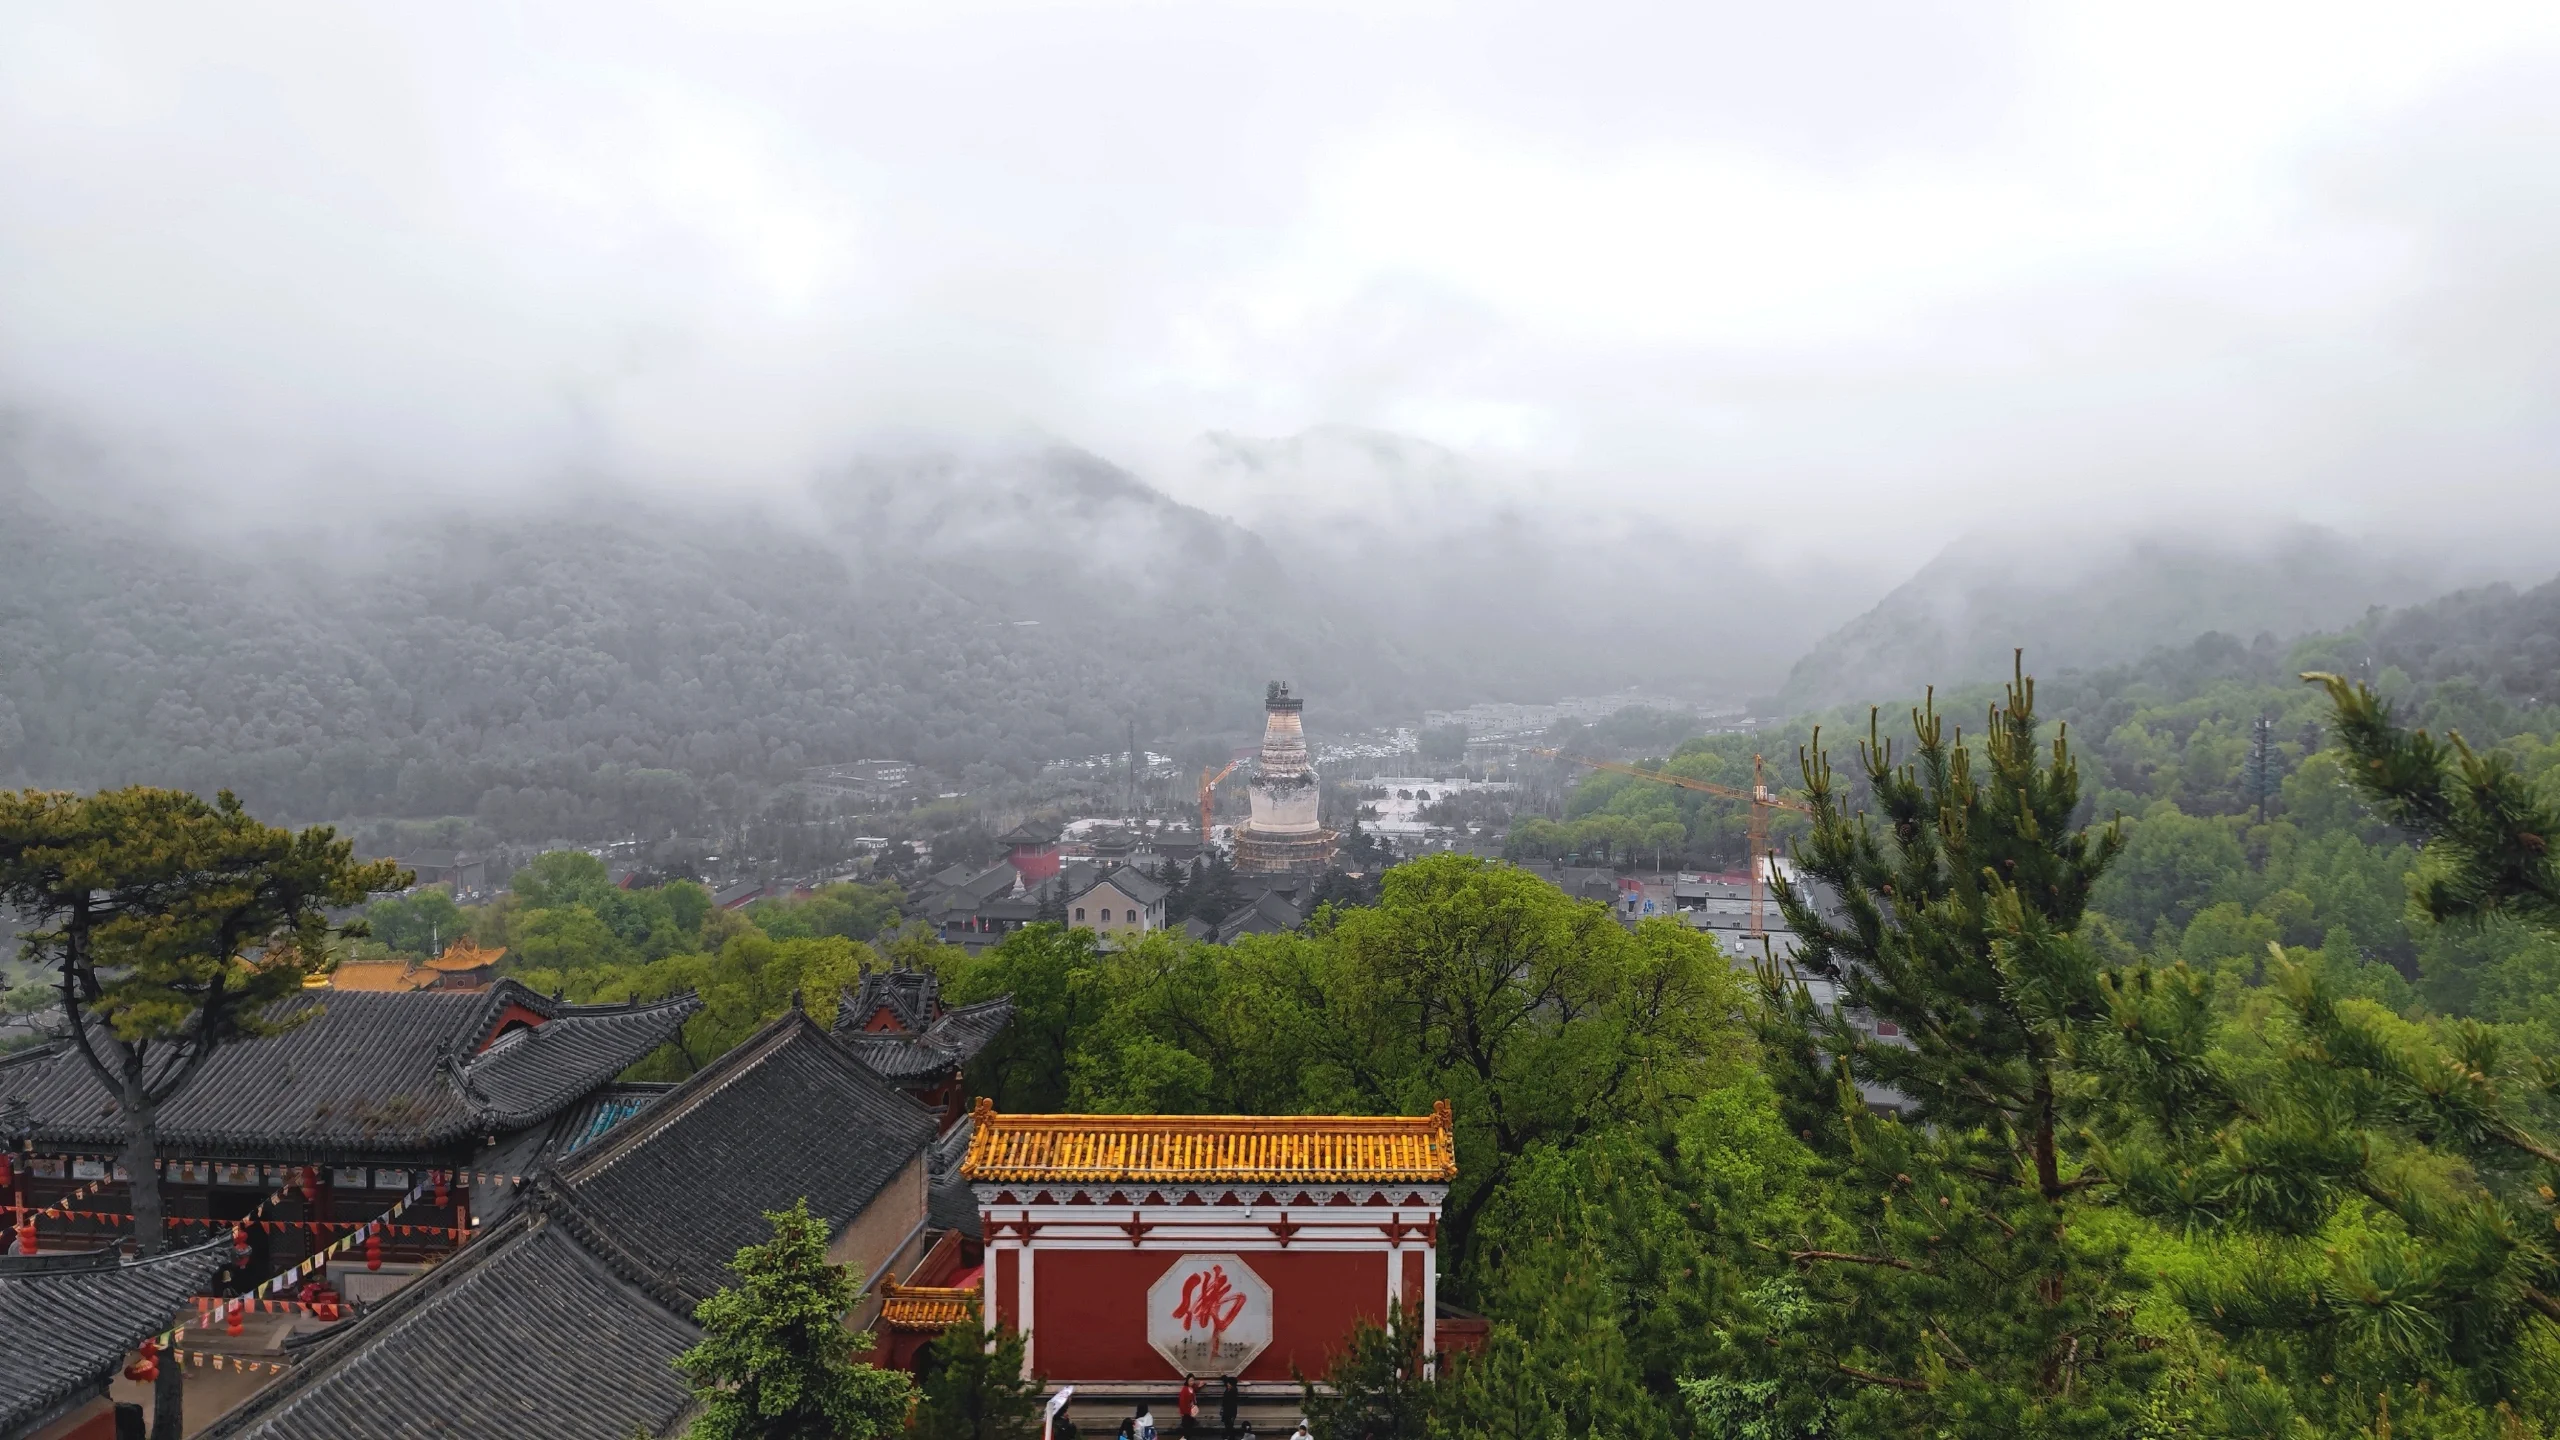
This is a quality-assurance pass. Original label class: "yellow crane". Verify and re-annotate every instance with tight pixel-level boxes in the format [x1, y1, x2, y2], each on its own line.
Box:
[1529, 749, 1812, 938]
[1198, 758, 1243, 846]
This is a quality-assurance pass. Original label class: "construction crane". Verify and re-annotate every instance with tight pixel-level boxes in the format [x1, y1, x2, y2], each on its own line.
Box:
[1198, 759, 1243, 847]
[1530, 749, 1812, 938]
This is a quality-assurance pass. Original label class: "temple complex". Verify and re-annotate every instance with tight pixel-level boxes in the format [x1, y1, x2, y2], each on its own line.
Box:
[1233, 682, 1336, 875]
[962, 1101, 1459, 1428]
[199, 1007, 954, 1440]
[0, 981, 697, 1286]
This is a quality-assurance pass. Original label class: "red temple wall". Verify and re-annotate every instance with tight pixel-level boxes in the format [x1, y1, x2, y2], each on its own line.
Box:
[1026, 1247, 1391, 1383]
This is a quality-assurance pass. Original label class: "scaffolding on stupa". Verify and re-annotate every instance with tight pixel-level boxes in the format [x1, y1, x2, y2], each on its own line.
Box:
[1234, 681, 1337, 876]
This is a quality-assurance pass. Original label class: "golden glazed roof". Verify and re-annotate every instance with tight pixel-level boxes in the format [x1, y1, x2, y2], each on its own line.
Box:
[879, 1285, 977, 1331]
[323, 960, 433, 992]
[960, 1099, 1456, 1185]
[424, 940, 506, 973]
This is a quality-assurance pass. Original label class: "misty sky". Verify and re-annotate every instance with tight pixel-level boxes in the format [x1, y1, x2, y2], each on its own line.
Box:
[5, 1, 2559, 562]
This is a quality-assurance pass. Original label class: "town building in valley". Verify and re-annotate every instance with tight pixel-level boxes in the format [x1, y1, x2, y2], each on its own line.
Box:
[1064, 864, 1167, 938]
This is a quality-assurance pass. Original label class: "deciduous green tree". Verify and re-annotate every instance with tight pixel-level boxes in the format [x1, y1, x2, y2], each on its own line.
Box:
[1310, 854, 1744, 1275]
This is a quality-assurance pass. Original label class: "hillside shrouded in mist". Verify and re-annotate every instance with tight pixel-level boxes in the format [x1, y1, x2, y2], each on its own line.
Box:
[1774, 526, 2490, 714]
[0, 420, 1847, 833]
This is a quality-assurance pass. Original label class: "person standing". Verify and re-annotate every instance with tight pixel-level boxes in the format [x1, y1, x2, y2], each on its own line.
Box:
[1177, 1376, 1199, 1440]
[1135, 1403, 1158, 1440]
[1219, 1376, 1240, 1440]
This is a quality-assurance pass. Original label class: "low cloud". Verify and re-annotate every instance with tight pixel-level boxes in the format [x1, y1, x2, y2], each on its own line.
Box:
[2, 0, 2557, 573]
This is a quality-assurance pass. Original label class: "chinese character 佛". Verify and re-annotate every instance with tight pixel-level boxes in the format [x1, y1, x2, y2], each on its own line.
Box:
[1171, 1264, 1247, 1344]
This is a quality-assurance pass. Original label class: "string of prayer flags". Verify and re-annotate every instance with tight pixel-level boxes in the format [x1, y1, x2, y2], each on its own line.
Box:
[156, 1173, 434, 1348]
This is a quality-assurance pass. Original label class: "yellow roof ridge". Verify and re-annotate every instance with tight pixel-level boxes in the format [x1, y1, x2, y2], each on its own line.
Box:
[960, 1099, 1456, 1184]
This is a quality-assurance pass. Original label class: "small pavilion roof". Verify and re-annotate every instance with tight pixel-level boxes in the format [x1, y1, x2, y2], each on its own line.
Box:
[422, 940, 505, 973]
[324, 960, 434, 992]
[961, 1100, 1457, 1185]
[842, 967, 940, 1033]
[834, 995, 1014, 1081]
[1, 1240, 229, 1438]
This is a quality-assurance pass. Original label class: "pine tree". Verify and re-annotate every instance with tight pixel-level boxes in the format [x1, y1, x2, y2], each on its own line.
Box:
[1156, 859, 1189, 924]
[1302, 1304, 1438, 1440]
[910, 1310, 1042, 1440]
[677, 1199, 913, 1440]
[0, 786, 403, 1440]
[1192, 852, 1245, 927]
[2309, 670, 2560, 926]
[2092, 948, 2560, 1432]
[1714, 659, 2157, 1437]
[2049, 670, 2560, 1430]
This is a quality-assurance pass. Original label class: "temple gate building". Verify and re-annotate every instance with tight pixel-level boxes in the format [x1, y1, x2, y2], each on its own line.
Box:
[962, 1101, 1456, 1423]
[1233, 683, 1336, 875]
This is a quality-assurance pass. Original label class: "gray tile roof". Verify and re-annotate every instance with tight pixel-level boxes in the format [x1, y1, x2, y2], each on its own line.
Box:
[1214, 890, 1305, 944]
[844, 969, 941, 1033]
[0, 980, 697, 1160]
[553, 1010, 940, 1301]
[927, 1115, 981, 1238]
[198, 1203, 699, 1440]
[203, 1011, 951, 1440]
[1071, 863, 1166, 907]
[1, 1240, 228, 1438]
[833, 996, 1015, 1081]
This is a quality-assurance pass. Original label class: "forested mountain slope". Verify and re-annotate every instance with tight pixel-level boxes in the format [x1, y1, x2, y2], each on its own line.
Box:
[1544, 571, 2560, 1039]
[1188, 427, 1852, 696]
[1774, 526, 2468, 713]
[0, 439, 1442, 833]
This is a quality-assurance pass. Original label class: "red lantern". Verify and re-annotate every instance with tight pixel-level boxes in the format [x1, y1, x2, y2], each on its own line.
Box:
[225, 1301, 244, 1337]
[124, 1338, 160, 1382]
[432, 1170, 448, 1208]
[364, 1229, 381, 1271]
[232, 1222, 251, 1262]
[14, 1218, 33, 1255]
[300, 1166, 319, 1204]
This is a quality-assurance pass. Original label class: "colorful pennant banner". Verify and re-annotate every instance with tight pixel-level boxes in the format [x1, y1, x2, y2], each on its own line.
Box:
[154, 1173, 435, 1349]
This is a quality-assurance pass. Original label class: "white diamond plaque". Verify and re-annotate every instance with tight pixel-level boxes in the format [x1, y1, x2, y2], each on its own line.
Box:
[1146, 1253, 1273, 1376]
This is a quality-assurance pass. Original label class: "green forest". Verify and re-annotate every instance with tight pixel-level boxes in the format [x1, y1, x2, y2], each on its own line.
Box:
[275, 618, 2560, 1438]
[15, 561, 2560, 1438]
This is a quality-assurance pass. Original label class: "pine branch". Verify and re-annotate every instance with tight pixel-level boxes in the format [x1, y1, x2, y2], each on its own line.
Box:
[1832, 1362, 1932, 1393]
[1788, 1250, 1918, 1271]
